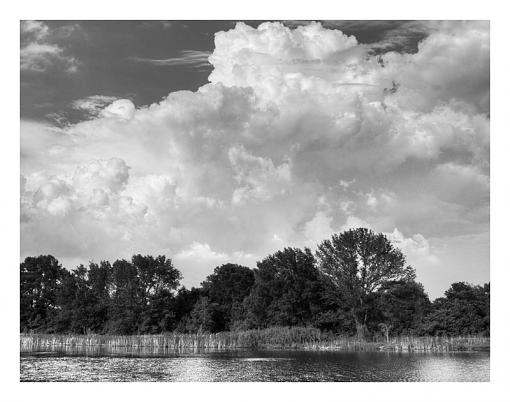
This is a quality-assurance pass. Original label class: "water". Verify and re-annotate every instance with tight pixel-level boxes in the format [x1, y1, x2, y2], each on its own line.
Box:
[20, 347, 489, 382]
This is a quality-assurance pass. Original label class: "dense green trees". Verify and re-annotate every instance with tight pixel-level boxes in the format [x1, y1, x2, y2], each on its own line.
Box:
[243, 248, 325, 329]
[423, 282, 490, 335]
[316, 228, 415, 339]
[20, 255, 69, 332]
[19, 229, 490, 337]
[370, 280, 431, 338]
[201, 263, 255, 331]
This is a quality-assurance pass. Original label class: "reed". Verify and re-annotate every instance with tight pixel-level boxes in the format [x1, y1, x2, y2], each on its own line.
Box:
[375, 334, 490, 352]
[20, 329, 490, 353]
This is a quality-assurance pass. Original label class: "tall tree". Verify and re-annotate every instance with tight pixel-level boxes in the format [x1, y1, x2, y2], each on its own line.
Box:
[108, 259, 141, 334]
[174, 287, 202, 332]
[131, 254, 182, 305]
[201, 263, 255, 331]
[371, 280, 431, 338]
[316, 228, 415, 340]
[185, 296, 217, 333]
[132, 255, 182, 333]
[53, 264, 97, 334]
[87, 261, 112, 333]
[20, 255, 68, 332]
[244, 247, 324, 329]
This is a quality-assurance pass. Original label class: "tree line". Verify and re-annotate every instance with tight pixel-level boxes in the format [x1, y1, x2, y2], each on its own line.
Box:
[20, 228, 489, 339]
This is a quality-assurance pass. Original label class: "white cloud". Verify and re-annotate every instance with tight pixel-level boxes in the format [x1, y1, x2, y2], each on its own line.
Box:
[382, 21, 490, 114]
[101, 99, 136, 120]
[72, 158, 130, 193]
[385, 228, 439, 265]
[229, 145, 291, 204]
[20, 20, 49, 41]
[72, 95, 120, 117]
[303, 211, 334, 246]
[175, 242, 258, 284]
[20, 43, 69, 72]
[209, 21, 360, 93]
[20, 20, 79, 73]
[20, 21, 489, 294]
[176, 242, 229, 263]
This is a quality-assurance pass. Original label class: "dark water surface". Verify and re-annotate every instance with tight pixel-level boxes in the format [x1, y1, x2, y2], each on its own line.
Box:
[20, 348, 489, 382]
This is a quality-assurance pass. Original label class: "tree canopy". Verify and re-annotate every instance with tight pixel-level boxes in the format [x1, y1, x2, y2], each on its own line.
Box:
[20, 229, 489, 338]
[316, 228, 415, 339]
[243, 247, 324, 329]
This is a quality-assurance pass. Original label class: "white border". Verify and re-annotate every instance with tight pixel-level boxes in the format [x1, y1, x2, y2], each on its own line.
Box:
[3, 0, 509, 400]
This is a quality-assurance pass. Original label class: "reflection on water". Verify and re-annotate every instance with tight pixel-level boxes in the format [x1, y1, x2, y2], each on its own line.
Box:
[20, 346, 490, 382]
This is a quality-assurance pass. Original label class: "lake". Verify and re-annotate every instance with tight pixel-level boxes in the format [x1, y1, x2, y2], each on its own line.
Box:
[20, 348, 490, 382]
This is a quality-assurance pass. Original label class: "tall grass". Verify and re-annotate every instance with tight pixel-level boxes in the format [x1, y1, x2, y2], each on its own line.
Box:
[20, 328, 490, 354]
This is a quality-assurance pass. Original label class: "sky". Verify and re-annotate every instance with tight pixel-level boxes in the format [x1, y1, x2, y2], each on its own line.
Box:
[20, 20, 490, 299]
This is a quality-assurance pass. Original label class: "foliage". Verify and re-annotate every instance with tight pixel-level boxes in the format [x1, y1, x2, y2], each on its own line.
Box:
[200, 263, 255, 331]
[20, 255, 69, 332]
[19, 229, 489, 338]
[370, 280, 431, 337]
[243, 247, 324, 329]
[423, 282, 489, 336]
[316, 228, 415, 339]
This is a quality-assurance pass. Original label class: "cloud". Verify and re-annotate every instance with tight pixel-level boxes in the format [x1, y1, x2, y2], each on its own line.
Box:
[229, 145, 291, 204]
[385, 228, 439, 265]
[20, 43, 76, 73]
[176, 242, 228, 263]
[381, 21, 490, 114]
[21, 20, 49, 41]
[72, 158, 130, 193]
[23, 158, 135, 221]
[427, 163, 489, 207]
[175, 242, 258, 284]
[100, 99, 136, 120]
[21, 21, 489, 296]
[336, 217, 439, 270]
[303, 211, 334, 246]
[20, 20, 79, 73]
[366, 21, 432, 53]
[131, 50, 212, 69]
[72, 95, 120, 117]
[340, 216, 371, 232]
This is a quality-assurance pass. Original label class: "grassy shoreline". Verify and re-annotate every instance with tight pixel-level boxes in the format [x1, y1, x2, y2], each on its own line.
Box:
[20, 327, 490, 353]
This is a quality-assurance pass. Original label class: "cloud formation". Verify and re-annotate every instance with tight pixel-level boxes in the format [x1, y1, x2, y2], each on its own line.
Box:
[20, 21, 490, 297]
[72, 95, 120, 118]
[131, 50, 212, 69]
[21, 21, 79, 73]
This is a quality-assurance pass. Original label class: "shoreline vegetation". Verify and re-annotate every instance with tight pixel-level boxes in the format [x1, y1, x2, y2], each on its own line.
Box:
[21, 229, 490, 343]
[20, 329, 490, 353]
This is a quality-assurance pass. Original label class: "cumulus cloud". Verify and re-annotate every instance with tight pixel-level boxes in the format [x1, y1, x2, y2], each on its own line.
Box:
[229, 145, 291, 204]
[100, 99, 137, 120]
[382, 21, 490, 114]
[72, 95, 120, 117]
[386, 228, 439, 265]
[20, 21, 489, 296]
[72, 158, 130, 193]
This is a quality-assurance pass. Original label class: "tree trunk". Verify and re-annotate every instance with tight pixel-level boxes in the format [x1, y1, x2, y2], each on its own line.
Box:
[352, 310, 365, 341]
